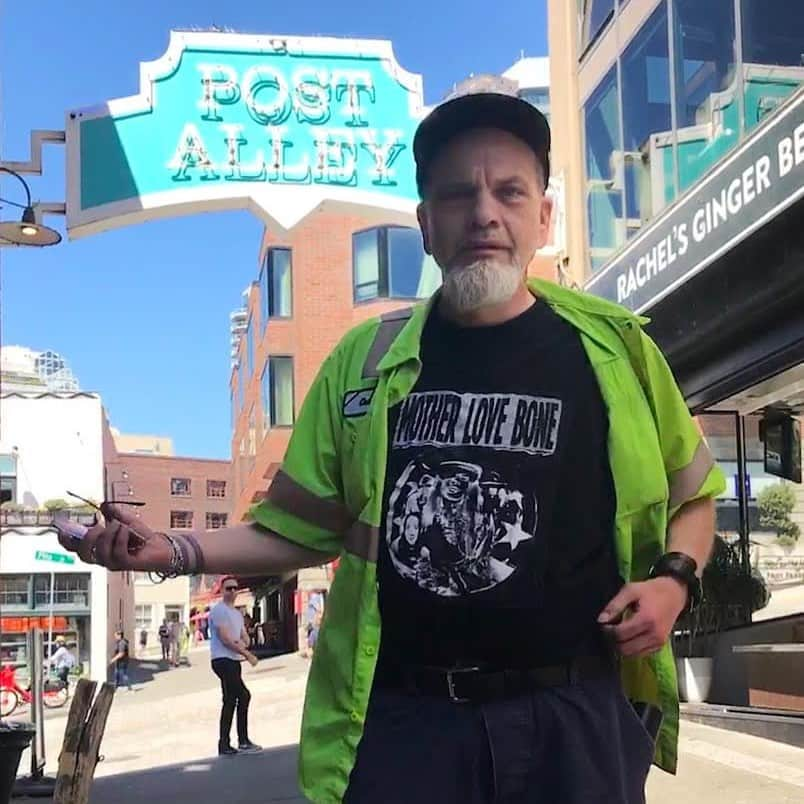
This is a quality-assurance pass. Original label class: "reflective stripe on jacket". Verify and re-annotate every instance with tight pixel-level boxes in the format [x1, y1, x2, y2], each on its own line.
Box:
[251, 278, 726, 803]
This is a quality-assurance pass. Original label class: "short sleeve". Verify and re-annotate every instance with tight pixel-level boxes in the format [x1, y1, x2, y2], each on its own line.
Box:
[640, 331, 726, 519]
[249, 351, 348, 556]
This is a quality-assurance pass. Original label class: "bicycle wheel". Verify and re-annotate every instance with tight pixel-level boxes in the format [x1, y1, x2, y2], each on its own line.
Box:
[0, 688, 20, 717]
[42, 685, 68, 709]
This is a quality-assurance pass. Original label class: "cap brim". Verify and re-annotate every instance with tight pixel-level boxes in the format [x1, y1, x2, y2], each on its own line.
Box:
[414, 93, 550, 192]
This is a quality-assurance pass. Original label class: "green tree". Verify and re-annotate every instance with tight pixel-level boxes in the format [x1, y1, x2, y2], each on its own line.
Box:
[758, 482, 800, 546]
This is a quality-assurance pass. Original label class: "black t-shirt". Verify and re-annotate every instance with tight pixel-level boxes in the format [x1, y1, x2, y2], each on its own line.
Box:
[375, 299, 622, 672]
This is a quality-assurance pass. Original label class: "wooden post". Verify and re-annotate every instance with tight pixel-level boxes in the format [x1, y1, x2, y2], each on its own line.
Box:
[53, 678, 116, 804]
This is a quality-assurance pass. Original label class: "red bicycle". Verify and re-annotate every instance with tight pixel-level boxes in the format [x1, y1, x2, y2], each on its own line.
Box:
[0, 665, 69, 716]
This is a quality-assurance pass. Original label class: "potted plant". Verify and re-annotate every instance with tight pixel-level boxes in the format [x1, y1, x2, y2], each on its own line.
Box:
[673, 534, 770, 703]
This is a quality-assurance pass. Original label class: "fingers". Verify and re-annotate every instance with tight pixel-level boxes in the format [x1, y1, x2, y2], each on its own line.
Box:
[95, 520, 123, 569]
[616, 631, 664, 657]
[73, 520, 107, 565]
[598, 583, 641, 624]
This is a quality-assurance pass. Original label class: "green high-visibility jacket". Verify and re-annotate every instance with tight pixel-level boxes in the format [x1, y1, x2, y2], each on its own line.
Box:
[251, 278, 726, 803]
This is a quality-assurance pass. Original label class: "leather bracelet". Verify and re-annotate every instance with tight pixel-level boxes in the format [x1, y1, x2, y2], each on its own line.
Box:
[151, 532, 187, 581]
[183, 532, 205, 575]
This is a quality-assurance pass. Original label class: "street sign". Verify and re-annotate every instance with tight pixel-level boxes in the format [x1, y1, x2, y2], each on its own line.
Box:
[34, 550, 75, 565]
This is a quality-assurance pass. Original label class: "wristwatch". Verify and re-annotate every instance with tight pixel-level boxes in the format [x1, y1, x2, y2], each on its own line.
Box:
[648, 552, 703, 613]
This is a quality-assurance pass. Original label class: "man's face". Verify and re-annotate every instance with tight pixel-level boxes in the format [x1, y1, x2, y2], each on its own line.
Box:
[417, 128, 552, 313]
[222, 580, 238, 601]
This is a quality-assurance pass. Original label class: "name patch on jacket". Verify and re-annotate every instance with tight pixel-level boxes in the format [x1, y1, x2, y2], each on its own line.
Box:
[393, 391, 562, 455]
[343, 388, 375, 418]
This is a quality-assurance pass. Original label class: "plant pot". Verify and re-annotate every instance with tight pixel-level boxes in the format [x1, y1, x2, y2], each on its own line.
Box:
[0, 722, 34, 804]
[676, 657, 714, 703]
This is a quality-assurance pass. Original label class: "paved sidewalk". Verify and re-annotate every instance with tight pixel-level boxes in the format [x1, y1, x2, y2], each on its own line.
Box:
[14, 652, 804, 803]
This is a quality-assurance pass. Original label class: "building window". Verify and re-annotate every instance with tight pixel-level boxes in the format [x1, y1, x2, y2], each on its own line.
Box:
[170, 510, 193, 529]
[206, 512, 228, 529]
[207, 480, 227, 498]
[135, 604, 153, 631]
[165, 605, 183, 623]
[261, 362, 270, 434]
[170, 478, 191, 496]
[581, 0, 615, 51]
[0, 575, 29, 608]
[0, 454, 17, 505]
[262, 247, 292, 321]
[248, 406, 257, 455]
[246, 314, 254, 381]
[584, 66, 624, 272]
[673, 0, 738, 189]
[33, 574, 91, 608]
[352, 226, 430, 302]
[620, 1, 671, 224]
[741, 1, 804, 130]
[266, 356, 295, 427]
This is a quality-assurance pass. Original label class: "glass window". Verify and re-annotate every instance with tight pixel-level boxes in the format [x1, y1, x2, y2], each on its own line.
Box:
[206, 512, 228, 529]
[261, 361, 271, 434]
[0, 454, 17, 505]
[33, 574, 90, 608]
[741, 2, 804, 130]
[170, 478, 191, 496]
[388, 227, 427, 298]
[165, 605, 183, 623]
[584, 67, 624, 272]
[353, 229, 381, 301]
[135, 604, 153, 631]
[237, 360, 244, 413]
[266, 248, 292, 318]
[674, 0, 738, 190]
[170, 511, 193, 529]
[0, 576, 29, 607]
[246, 315, 254, 380]
[353, 226, 430, 302]
[248, 406, 257, 455]
[207, 480, 226, 498]
[582, 0, 615, 50]
[621, 2, 671, 223]
[269, 357, 294, 427]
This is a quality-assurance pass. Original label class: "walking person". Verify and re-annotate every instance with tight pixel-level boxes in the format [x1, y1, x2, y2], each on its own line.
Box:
[109, 631, 133, 691]
[158, 619, 170, 663]
[138, 628, 148, 659]
[208, 578, 261, 756]
[59, 74, 725, 803]
[168, 618, 180, 667]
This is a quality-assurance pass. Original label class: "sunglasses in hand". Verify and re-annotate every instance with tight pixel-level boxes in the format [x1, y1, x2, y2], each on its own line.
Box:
[51, 490, 148, 552]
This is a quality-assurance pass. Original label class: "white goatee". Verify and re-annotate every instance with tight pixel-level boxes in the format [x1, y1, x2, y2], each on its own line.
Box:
[440, 257, 523, 314]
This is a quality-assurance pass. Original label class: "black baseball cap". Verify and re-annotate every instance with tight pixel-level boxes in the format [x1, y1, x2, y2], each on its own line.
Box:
[413, 74, 551, 197]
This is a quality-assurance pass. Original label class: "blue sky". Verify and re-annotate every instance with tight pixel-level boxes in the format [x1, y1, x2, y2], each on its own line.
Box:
[0, 1, 548, 459]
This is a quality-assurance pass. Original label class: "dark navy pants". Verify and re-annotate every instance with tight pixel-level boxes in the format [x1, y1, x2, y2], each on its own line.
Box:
[344, 673, 655, 803]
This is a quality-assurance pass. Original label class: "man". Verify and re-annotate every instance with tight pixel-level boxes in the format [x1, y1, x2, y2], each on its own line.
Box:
[48, 635, 75, 689]
[208, 578, 261, 756]
[158, 618, 170, 662]
[58, 75, 724, 802]
[168, 618, 181, 667]
[138, 627, 148, 658]
[109, 630, 133, 691]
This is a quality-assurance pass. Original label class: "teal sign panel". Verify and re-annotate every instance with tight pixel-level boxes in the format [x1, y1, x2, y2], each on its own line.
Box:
[66, 33, 425, 238]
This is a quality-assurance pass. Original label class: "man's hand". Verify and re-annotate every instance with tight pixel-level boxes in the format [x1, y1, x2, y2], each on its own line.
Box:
[57, 503, 172, 573]
[244, 651, 259, 668]
[598, 577, 689, 657]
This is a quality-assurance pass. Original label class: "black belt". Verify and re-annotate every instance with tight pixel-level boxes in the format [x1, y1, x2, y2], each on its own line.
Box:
[382, 654, 617, 704]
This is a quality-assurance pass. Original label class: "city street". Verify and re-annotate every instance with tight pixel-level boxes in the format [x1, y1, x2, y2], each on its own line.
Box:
[10, 646, 804, 803]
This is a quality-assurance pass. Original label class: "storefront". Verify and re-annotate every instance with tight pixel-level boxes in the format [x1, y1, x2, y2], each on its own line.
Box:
[548, 0, 804, 718]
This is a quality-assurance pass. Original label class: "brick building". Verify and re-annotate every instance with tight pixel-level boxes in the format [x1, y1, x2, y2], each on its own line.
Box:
[115, 449, 233, 650]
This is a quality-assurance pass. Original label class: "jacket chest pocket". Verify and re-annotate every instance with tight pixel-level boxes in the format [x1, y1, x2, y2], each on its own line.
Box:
[596, 358, 668, 515]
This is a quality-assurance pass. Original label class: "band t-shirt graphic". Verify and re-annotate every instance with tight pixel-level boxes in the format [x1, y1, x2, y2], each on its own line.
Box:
[375, 299, 621, 671]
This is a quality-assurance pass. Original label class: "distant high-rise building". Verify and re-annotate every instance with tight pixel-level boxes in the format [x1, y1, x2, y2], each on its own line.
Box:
[1, 346, 80, 393]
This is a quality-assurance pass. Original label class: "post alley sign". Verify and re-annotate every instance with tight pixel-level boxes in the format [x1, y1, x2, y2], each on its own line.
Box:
[586, 86, 804, 313]
[66, 32, 425, 238]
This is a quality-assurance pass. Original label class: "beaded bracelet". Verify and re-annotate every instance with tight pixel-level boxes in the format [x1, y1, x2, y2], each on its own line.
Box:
[149, 533, 187, 583]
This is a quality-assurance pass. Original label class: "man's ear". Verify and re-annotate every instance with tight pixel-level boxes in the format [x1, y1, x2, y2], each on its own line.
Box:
[535, 193, 554, 250]
[417, 202, 433, 255]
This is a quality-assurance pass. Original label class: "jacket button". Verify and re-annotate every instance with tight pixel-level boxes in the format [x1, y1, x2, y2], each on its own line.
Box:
[350, 711, 361, 723]
[364, 645, 376, 656]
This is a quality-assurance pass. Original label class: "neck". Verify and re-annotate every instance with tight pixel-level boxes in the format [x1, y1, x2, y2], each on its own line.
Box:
[439, 282, 535, 327]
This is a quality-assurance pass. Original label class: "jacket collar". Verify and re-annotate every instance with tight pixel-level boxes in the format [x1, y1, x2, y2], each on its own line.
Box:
[375, 277, 646, 375]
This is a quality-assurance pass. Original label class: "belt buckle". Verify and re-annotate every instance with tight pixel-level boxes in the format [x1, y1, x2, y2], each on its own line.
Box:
[445, 666, 479, 703]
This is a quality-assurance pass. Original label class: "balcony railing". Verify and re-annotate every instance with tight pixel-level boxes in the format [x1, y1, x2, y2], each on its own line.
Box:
[0, 509, 97, 527]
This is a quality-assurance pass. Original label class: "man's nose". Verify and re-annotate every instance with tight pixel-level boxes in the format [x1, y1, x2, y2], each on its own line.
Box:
[470, 186, 499, 230]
